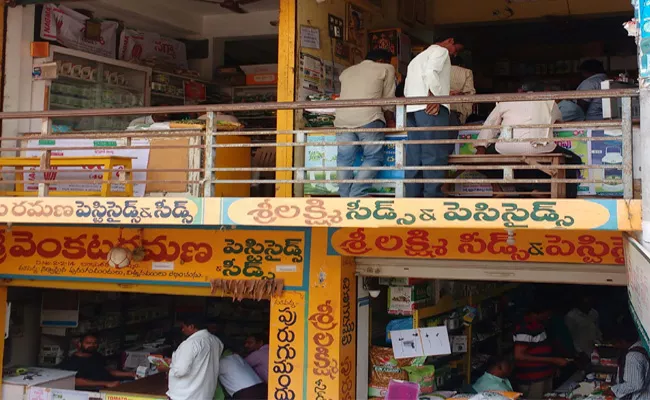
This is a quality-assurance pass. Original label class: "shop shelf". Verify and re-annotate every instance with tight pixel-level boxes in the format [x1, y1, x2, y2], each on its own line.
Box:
[152, 92, 185, 100]
[415, 284, 519, 321]
[57, 74, 98, 85]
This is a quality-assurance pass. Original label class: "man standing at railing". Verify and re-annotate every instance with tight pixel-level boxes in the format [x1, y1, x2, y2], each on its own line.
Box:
[475, 83, 583, 198]
[334, 49, 396, 197]
[403, 37, 463, 197]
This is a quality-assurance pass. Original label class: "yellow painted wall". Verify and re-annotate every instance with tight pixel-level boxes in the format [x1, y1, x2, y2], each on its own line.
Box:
[431, 0, 633, 25]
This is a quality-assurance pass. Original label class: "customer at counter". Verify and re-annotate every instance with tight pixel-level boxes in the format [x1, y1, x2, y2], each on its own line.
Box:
[58, 333, 135, 391]
[157, 314, 223, 400]
[576, 60, 608, 121]
[403, 37, 463, 198]
[476, 83, 583, 198]
[565, 294, 602, 356]
[514, 304, 569, 399]
[473, 356, 514, 393]
[244, 333, 269, 382]
[219, 348, 267, 399]
[608, 328, 650, 400]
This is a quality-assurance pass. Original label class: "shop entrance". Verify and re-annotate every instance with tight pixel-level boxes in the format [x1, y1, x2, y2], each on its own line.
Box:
[357, 273, 631, 400]
[2, 286, 271, 400]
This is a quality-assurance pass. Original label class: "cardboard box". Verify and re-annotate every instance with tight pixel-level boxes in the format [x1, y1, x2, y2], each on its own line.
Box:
[240, 64, 278, 86]
[388, 283, 434, 315]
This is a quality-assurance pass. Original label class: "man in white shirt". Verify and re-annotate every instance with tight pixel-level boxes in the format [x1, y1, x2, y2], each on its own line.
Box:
[403, 37, 462, 198]
[219, 349, 267, 399]
[335, 49, 396, 197]
[476, 83, 583, 197]
[565, 295, 602, 356]
[159, 315, 223, 400]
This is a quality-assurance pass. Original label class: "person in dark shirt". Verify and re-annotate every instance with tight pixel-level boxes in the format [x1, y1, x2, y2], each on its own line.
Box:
[57, 333, 135, 391]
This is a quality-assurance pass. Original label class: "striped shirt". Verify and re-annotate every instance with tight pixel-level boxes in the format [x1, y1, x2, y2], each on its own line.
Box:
[513, 317, 555, 382]
[612, 342, 650, 400]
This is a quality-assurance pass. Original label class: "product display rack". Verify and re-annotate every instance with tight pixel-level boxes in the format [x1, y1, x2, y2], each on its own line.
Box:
[33, 46, 151, 132]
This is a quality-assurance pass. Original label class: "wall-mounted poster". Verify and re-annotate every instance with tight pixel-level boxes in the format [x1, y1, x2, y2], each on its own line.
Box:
[345, 3, 366, 48]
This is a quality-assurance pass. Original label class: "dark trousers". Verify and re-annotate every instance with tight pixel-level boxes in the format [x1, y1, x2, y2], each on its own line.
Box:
[484, 144, 582, 198]
[233, 383, 268, 400]
[405, 108, 455, 198]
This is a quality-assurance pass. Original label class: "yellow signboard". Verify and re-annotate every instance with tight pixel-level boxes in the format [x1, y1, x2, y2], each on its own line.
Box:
[269, 291, 306, 400]
[330, 228, 625, 265]
[224, 198, 641, 231]
[0, 226, 306, 287]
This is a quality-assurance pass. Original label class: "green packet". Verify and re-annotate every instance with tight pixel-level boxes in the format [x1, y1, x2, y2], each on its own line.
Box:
[403, 365, 436, 394]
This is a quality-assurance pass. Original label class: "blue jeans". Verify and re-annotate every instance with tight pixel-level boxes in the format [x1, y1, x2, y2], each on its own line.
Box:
[336, 120, 385, 197]
[405, 108, 453, 198]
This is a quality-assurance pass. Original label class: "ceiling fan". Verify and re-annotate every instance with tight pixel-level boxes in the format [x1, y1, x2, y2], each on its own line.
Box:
[192, 0, 263, 14]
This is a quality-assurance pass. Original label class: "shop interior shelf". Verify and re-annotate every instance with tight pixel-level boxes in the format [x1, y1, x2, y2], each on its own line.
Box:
[415, 283, 519, 321]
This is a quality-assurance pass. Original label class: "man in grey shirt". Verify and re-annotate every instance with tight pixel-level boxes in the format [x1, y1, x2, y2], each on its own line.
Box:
[334, 49, 396, 197]
[576, 60, 608, 121]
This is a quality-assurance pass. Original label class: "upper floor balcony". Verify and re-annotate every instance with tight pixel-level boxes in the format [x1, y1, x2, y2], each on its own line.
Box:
[0, 89, 641, 231]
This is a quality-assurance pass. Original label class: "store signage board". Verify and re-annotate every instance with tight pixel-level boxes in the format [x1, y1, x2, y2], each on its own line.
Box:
[624, 235, 650, 349]
[329, 228, 626, 265]
[390, 327, 451, 359]
[223, 198, 641, 231]
[0, 226, 307, 288]
[0, 197, 638, 230]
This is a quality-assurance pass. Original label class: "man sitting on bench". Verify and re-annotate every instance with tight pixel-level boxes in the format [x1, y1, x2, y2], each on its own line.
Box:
[475, 83, 582, 198]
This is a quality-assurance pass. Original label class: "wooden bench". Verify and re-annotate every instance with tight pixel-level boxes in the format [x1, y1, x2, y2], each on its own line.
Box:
[446, 153, 567, 198]
[0, 156, 134, 197]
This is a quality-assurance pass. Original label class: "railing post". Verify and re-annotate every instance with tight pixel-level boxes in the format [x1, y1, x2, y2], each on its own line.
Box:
[38, 118, 51, 197]
[295, 130, 305, 188]
[500, 126, 514, 181]
[395, 104, 406, 198]
[621, 96, 634, 200]
[203, 111, 215, 198]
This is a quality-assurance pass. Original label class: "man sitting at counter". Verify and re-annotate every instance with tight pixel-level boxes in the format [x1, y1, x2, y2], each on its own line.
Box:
[244, 333, 269, 382]
[57, 333, 136, 391]
[473, 356, 514, 393]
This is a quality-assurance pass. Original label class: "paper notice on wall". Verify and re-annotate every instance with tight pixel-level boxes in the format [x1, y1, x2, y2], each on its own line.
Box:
[420, 327, 452, 356]
[391, 329, 425, 359]
[40, 4, 118, 59]
[25, 138, 150, 197]
[119, 29, 188, 68]
[390, 326, 451, 359]
[298, 53, 324, 100]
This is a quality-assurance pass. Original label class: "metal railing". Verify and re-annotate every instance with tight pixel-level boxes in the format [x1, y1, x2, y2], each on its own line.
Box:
[0, 88, 638, 199]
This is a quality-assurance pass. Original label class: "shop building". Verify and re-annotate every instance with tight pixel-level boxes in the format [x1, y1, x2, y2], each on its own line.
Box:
[0, 0, 646, 400]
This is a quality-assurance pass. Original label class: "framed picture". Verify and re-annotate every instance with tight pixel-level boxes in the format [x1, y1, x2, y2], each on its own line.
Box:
[345, 2, 365, 47]
[415, 0, 426, 25]
[399, 0, 415, 26]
